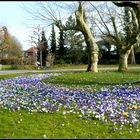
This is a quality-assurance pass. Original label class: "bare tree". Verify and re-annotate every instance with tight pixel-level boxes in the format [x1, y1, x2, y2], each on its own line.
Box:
[0, 26, 11, 58]
[113, 1, 140, 30]
[113, 1, 140, 47]
[24, 1, 99, 72]
[5, 36, 23, 59]
[90, 2, 139, 71]
[29, 25, 43, 67]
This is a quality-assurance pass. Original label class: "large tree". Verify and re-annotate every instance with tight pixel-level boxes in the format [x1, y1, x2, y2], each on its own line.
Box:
[26, 1, 99, 72]
[5, 36, 23, 59]
[90, 2, 139, 71]
[117, 7, 138, 71]
[0, 26, 10, 58]
[0, 26, 23, 59]
[123, 7, 136, 64]
[55, 2, 99, 72]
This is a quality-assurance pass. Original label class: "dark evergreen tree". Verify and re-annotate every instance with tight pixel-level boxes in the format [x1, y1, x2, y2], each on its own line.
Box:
[37, 49, 40, 64]
[64, 16, 85, 64]
[65, 16, 84, 50]
[37, 30, 48, 67]
[41, 30, 48, 66]
[50, 24, 56, 54]
[58, 30, 65, 57]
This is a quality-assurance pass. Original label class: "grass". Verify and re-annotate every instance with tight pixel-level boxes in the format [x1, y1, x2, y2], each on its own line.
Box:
[0, 73, 28, 80]
[1, 65, 37, 70]
[43, 69, 140, 91]
[0, 72, 54, 80]
[0, 108, 140, 139]
[46, 64, 140, 70]
[2, 64, 140, 70]
[0, 69, 140, 138]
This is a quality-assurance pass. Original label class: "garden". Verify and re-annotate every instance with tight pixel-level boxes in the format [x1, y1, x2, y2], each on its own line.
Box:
[0, 69, 140, 138]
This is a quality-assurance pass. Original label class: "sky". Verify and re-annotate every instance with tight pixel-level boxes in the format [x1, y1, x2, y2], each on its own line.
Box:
[0, 1, 71, 51]
[0, 1, 40, 50]
[0, 1, 115, 51]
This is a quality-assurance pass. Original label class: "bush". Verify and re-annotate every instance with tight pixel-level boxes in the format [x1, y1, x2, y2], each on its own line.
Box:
[22, 58, 36, 65]
[0, 58, 22, 65]
[12, 65, 37, 70]
[2, 65, 37, 70]
[56, 59, 66, 65]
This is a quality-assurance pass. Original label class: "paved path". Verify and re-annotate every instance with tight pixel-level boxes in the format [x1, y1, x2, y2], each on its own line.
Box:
[0, 67, 139, 75]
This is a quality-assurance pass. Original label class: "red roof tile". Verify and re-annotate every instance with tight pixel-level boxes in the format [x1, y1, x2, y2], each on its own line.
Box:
[27, 47, 37, 53]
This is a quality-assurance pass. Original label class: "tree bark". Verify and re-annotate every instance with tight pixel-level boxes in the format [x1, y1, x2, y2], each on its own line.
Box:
[118, 48, 131, 72]
[75, 2, 99, 72]
[86, 52, 98, 72]
[129, 45, 136, 64]
[54, 2, 99, 72]
[80, 27, 99, 72]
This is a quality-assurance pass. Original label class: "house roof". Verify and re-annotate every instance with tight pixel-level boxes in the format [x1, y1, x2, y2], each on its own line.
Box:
[26, 47, 37, 53]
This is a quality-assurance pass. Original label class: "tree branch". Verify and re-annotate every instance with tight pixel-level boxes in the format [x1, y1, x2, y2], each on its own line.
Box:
[89, 2, 111, 35]
[113, 2, 137, 8]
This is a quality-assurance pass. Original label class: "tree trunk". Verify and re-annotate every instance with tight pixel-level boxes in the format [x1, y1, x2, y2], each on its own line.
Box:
[86, 51, 98, 72]
[130, 45, 136, 64]
[81, 30, 99, 72]
[55, 2, 99, 72]
[118, 49, 131, 72]
[75, 2, 99, 72]
[108, 44, 111, 63]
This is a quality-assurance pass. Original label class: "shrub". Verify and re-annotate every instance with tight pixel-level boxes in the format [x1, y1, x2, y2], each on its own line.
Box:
[0, 58, 22, 65]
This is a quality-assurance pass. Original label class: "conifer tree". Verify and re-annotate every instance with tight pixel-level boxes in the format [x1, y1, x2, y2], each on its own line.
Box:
[41, 30, 48, 66]
[50, 24, 56, 54]
[37, 30, 48, 67]
[65, 16, 84, 50]
[58, 30, 65, 57]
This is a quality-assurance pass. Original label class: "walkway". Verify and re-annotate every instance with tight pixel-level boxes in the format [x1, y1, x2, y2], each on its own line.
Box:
[0, 67, 139, 75]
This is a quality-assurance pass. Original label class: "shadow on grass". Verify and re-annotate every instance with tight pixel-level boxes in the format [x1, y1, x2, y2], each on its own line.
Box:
[43, 70, 140, 88]
[45, 80, 140, 86]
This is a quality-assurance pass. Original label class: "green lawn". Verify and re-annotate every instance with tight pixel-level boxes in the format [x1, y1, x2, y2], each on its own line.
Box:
[0, 69, 140, 138]
[0, 108, 139, 139]
[46, 64, 140, 70]
[43, 69, 140, 91]
[2, 64, 140, 70]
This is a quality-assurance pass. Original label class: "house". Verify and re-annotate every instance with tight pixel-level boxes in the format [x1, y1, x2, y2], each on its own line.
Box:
[24, 46, 37, 59]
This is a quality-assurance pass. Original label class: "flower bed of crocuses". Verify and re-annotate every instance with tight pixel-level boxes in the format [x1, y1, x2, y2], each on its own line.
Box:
[0, 73, 140, 132]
